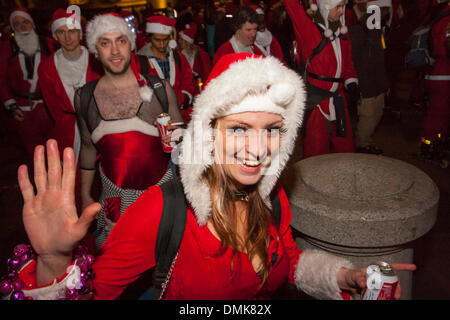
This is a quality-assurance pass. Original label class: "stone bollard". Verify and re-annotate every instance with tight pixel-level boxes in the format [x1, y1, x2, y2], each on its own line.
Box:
[283, 153, 439, 300]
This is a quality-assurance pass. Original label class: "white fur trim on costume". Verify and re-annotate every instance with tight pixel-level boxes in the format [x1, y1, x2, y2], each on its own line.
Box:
[340, 25, 348, 35]
[179, 31, 194, 44]
[10, 11, 34, 30]
[344, 77, 358, 88]
[168, 39, 178, 49]
[86, 14, 136, 53]
[146, 22, 172, 35]
[139, 85, 153, 102]
[324, 29, 333, 38]
[310, 3, 318, 11]
[17, 260, 81, 300]
[178, 56, 306, 225]
[294, 249, 354, 300]
[91, 117, 159, 144]
[52, 17, 81, 34]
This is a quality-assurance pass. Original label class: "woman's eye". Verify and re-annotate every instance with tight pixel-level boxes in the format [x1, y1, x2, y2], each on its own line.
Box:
[229, 126, 247, 136]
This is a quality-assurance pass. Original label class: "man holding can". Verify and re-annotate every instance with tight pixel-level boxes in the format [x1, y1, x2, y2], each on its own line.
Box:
[74, 13, 184, 250]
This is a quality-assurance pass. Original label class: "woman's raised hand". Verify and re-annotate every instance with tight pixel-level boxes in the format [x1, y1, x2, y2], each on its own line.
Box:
[18, 140, 101, 261]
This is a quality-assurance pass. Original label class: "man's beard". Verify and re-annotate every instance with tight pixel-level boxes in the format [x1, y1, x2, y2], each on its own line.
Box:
[15, 29, 39, 55]
[102, 55, 131, 76]
[255, 29, 272, 47]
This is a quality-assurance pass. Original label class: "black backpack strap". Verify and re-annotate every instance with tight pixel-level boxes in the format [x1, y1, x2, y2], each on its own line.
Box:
[152, 177, 188, 299]
[270, 190, 282, 228]
[173, 50, 182, 70]
[137, 54, 150, 76]
[79, 79, 100, 125]
[142, 73, 169, 114]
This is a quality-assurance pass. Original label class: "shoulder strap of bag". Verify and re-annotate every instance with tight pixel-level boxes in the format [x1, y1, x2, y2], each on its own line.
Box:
[303, 24, 330, 78]
[173, 49, 182, 70]
[152, 177, 188, 300]
[142, 73, 169, 114]
[137, 54, 149, 76]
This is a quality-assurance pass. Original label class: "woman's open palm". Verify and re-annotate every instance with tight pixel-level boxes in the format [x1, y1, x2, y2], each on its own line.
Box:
[17, 140, 100, 258]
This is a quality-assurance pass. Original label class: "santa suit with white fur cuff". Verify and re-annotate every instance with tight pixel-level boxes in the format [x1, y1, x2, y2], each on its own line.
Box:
[284, 0, 358, 158]
[38, 46, 102, 162]
[0, 38, 53, 159]
[138, 45, 194, 109]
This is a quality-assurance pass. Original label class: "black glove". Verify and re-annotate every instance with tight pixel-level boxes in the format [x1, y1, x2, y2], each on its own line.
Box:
[346, 82, 361, 102]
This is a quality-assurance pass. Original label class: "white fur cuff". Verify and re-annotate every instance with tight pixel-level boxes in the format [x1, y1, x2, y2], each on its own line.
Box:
[294, 249, 353, 300]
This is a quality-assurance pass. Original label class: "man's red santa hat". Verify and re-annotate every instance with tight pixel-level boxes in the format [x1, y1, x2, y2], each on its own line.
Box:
[179, 53, 306, 225]
[250, 5, 265, 15]
[9, 8, 35, 30]
[51, 8, 82, 35]
[309, 0, 348, 37]
[146, 15, 177, 49]
[179, 22, 197, 44]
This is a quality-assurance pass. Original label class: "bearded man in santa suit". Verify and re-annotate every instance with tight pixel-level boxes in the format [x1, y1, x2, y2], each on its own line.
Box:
[212, 6, 264, 65]
[0, 8, 53, 163]
[284, 0, 360, 158]
[138, 15, 194, 111]
[39, 8, 102, 165]
[252, 5, 285, 63]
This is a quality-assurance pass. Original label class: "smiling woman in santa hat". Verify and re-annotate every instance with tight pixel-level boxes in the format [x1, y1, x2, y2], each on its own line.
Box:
[7, 51, 416, 301]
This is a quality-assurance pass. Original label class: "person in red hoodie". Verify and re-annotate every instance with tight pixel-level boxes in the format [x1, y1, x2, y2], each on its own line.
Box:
[0, 8, 53, 163]
[419, 1, 450, 163]
[284, 0, 359, 158]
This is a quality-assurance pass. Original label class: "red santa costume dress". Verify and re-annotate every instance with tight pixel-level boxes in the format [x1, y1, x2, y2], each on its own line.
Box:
[284, 0, 359, 158]
[78, 14, 185, 249]
[138, 16, 194, 110]
[39, 9, 102, 164]
[14, 53, 354, 300]
[0, 9, 53, 160]
[422, 3, 450, 145]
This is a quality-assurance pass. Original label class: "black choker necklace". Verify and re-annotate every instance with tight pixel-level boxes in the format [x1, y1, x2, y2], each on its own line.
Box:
[234, 191, 249, 202]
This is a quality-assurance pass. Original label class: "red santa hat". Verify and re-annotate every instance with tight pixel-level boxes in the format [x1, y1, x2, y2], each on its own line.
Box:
[146, 15, 176, 34]
[309, 0, 348, 37]
[51, 8, 82, 34]
[179, 53, 306, 225]
[85, 12, 136, 53]
[146, 15, 177, 49]
[250, 5, 265, 15]
[9, 8, 35, 30]
[179, 23, 197, 44]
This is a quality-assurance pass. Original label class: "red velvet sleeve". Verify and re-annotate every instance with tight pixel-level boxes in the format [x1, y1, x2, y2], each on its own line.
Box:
[92, 185, 164, 300]
[0, 40, 14, 105]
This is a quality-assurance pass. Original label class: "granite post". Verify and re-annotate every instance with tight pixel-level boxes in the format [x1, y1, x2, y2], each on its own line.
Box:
[282, 153, 439, 300]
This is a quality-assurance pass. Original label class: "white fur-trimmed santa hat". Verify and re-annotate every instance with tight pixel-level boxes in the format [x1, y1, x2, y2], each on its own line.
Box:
[9, 8, 35, 30]
[178, 53, 306, 225]
[310, 0, 348, 36]
[51, 8, 81, 35]
[179, 23, 197, 44]
[146, 15, 177, 49]
[85, 13, 136, 53]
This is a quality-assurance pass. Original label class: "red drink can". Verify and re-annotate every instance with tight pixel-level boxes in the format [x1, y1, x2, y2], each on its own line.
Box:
[361, 261, 398, 300]
[156, 113, 177, 153]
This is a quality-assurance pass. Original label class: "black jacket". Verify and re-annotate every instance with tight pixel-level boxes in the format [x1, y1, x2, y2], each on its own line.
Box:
[349, 15, 389, 99]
